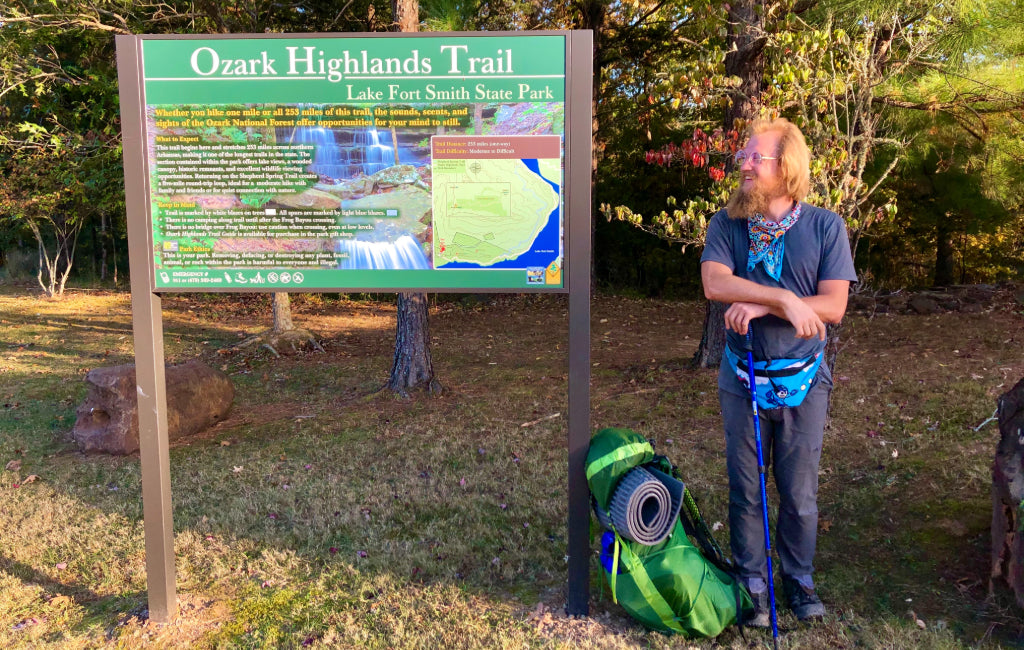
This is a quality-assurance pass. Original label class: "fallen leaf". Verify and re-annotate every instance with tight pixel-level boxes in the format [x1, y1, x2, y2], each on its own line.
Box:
[820, 519, 833, 533]
[22, 475, 38, 484]
[5, 460, 21, 472]
[11, 617, 39, 631]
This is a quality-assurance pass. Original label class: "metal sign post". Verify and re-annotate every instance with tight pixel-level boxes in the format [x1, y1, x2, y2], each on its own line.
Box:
[565, 28, 592, 617]
[116, 30, 592, 623]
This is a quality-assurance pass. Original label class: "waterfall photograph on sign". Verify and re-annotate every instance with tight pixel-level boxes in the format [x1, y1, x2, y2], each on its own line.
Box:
[146, 99, 565, 290]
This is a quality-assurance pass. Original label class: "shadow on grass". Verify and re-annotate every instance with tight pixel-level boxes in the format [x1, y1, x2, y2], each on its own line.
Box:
[0, 552, 148, 628]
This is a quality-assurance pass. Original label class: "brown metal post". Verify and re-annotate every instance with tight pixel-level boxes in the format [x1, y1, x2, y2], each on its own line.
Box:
[116, 35, 178, 623]
[566, 29, 594, 617]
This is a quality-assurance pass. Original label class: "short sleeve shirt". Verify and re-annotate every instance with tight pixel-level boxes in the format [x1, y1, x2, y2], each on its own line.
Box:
[700, 203, 858, 395]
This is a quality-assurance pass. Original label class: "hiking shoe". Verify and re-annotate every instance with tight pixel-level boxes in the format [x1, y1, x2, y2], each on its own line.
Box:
[745, 589, 771, 628]
[782, 576, 825, 621]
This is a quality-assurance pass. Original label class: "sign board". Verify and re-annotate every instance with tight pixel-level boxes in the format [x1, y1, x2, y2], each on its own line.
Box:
[117, 30, 592, 624]
[136, 35, 568, 290]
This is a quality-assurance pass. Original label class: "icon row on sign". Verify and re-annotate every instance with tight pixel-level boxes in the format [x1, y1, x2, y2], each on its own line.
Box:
[266, 271, 304, 284]
[219, 271, 306, 285]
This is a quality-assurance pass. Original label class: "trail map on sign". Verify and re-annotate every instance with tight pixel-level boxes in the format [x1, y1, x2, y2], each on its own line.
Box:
[431, 136, 562, 278]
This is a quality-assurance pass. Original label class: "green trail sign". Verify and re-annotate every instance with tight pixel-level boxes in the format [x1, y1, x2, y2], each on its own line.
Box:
[117, 30, 592, 626]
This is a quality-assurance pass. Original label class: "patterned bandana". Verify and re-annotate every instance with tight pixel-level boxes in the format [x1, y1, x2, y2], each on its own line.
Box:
[747, 202, 801, 281]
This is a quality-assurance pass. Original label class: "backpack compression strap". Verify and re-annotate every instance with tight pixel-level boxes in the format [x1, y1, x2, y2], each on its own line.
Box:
[586, 441, 652, 482]
[613, 530, 687, 635]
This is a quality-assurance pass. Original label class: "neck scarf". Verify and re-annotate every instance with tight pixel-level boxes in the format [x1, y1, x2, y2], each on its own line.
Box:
[747, 202, 801, 281]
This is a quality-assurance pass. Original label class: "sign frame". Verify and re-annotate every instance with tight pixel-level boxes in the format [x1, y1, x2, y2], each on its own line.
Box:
[116, 29, 592, 623]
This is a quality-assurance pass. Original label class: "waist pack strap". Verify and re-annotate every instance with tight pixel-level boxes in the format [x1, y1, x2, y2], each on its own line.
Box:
[728, 348, 818, 378]
[723, 346, 823, 410]
[615, 530, 687, 635]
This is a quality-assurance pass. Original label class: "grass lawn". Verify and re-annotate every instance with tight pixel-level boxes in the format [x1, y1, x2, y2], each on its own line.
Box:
[0, 285, 1022, 648]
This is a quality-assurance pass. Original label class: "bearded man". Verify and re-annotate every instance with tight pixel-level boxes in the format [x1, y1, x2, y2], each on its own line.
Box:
[700, 118, 857, 625]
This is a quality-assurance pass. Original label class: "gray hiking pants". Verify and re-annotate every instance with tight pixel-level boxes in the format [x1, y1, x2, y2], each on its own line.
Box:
[720, 381, 829, 588]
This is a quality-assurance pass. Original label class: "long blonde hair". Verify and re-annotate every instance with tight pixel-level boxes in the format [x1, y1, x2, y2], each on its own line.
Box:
[747, 118, 810, 202]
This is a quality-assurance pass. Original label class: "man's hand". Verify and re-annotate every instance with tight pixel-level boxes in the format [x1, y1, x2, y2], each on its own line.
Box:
[780, 294, 827, 340]
[724, 302, 771, 336]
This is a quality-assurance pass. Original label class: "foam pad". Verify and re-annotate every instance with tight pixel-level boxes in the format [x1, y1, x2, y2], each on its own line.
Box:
[609, 467, 674, 545]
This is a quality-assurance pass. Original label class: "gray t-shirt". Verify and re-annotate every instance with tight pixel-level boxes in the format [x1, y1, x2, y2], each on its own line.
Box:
[700, 203, 858, 396]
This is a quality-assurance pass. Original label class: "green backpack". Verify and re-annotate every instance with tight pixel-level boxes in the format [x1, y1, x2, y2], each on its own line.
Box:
[586, 428, 753, 637]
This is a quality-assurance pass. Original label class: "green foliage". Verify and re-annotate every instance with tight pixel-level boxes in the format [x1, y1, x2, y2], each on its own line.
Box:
[604, 0, 1023, 292]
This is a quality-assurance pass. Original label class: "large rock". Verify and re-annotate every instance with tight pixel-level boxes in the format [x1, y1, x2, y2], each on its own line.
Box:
[991, 376, 1024, 607]
[72, 360, 233, 455]
[908, 295, 941, 314]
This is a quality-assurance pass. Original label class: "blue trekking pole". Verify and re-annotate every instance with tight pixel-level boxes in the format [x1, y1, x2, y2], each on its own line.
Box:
[744, 325, 780, 650]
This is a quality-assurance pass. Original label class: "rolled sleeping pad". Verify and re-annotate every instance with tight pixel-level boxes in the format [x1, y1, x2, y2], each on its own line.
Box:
[595, 466, 685, 538]
[609, 466, 683, 545]
[645, 465, 684, 532]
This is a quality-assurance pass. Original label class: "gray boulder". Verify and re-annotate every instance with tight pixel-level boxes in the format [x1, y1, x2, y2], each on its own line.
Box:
[72, 360, 233, 454]
[908, 295, 941, 315]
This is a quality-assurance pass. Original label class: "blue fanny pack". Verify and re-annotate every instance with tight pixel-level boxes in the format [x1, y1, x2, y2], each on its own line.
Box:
[724, 346, 823, 410]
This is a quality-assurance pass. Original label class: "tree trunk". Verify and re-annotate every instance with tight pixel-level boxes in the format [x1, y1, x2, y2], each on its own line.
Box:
[386, 0, 437, 396]
[934, 222, 956, 287]
[99, 212, 109, 281]
[695, 0, 765, 368]
[272, 292, 294, 333]
[388, 292, 441, 396]
[992, 376, 1024, 608]
[391, 0, 418, 31]
[692, 300, 728, 369]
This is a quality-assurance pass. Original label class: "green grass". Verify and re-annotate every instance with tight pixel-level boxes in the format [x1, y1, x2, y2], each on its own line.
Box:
[0, 288, 1022, 648]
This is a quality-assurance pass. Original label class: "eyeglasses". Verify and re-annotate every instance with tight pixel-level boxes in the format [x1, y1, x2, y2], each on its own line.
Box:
[734, 151, 779, 166]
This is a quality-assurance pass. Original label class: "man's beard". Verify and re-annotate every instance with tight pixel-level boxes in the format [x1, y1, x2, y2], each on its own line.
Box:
[726, 178, 783, 220]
